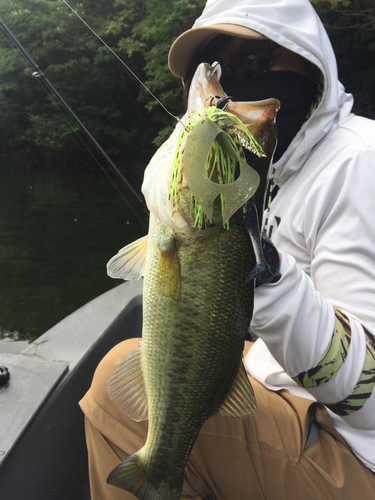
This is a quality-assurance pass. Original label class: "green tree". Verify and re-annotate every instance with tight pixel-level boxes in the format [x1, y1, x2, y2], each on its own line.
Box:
[310, 0, 375, 118]
[1, 0, 374, 163]
[0, 0, 156, 161]
[0, 0, 205, 161]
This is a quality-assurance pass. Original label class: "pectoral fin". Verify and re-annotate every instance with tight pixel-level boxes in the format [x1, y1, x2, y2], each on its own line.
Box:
[107, 235, 148, 280]
[157, 233, 181, 301]
[217, 361, 257, 418]
[107, 345, 148, 421]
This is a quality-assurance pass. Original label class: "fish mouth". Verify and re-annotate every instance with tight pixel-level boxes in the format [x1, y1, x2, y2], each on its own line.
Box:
[170, 62, 280, 231]
[188, 62, 280, 131]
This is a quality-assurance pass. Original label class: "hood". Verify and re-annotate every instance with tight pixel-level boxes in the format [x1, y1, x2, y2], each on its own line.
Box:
[171, 0, 354, 186]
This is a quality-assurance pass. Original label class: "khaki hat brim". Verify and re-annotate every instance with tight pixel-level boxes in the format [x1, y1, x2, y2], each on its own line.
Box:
[168, 23, 265, 78]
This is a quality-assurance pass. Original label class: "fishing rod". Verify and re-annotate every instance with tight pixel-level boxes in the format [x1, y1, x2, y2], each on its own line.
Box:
[0, 18, 149, 216]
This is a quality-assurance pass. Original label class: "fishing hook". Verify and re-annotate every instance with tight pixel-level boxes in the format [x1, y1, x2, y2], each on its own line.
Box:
[209, 96, 234, 110]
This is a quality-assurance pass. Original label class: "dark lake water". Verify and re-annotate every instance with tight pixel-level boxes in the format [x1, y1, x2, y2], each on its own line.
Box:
[0, 158, 149, 342]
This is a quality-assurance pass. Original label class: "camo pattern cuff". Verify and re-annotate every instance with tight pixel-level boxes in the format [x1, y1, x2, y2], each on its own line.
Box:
[325, 326, 375, 416]
[290, 309, 375, 416]
[290, 309, 351, 389]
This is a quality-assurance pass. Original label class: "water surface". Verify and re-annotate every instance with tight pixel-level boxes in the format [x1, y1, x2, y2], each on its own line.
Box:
[0, 159, 148, 342]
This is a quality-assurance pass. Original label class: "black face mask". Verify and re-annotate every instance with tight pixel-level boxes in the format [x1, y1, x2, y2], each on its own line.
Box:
[221, 71, 317, 162]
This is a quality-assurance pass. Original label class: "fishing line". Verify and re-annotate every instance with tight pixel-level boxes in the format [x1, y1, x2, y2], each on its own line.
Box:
[62, 0, 182, 125]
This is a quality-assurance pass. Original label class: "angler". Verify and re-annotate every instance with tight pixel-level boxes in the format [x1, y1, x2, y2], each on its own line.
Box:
[80, 0, 375, 498]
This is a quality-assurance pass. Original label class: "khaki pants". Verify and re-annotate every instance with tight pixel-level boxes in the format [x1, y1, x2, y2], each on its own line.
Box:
[79, 338, 375, 500]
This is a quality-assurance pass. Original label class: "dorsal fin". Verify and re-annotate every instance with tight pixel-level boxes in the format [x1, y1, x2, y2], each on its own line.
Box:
[216, 361, 257, 418]
[107, 345, 148, 422]
[107, 235, 148, 280]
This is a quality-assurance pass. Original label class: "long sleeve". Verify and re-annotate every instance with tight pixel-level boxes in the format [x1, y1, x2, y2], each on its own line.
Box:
[249, 132, 375, 432]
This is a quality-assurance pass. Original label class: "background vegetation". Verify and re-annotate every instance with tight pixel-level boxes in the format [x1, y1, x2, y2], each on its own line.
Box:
[0, 0, 374, 167]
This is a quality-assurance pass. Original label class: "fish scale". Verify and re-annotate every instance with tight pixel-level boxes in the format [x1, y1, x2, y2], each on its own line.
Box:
[137, 211, 256, 488]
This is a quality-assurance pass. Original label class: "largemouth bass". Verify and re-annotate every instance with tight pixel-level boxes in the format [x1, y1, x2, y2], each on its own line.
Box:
[106, 62, 279, 500]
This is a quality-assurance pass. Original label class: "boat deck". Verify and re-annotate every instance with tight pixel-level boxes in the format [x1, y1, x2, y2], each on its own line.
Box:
[0, 280, 143, 500]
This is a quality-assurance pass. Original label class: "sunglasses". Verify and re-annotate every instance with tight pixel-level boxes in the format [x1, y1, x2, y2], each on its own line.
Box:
[221, 40, 278, 82]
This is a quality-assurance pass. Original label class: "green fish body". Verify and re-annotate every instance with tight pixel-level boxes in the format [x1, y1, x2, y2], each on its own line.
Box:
[107, 208, 256, 500]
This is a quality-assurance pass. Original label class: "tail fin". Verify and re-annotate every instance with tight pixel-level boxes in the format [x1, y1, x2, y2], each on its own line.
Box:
[107, 451, 182, 500]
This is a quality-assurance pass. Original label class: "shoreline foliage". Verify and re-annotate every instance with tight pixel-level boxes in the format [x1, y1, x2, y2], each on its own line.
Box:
[0, 0, 373, 165]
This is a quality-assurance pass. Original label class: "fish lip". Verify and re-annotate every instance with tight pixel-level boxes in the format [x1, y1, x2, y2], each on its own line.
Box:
[227, 98, 280, 125]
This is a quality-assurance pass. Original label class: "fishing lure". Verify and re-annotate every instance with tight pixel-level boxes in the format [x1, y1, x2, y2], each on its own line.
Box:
[170, 106, 264, 229]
